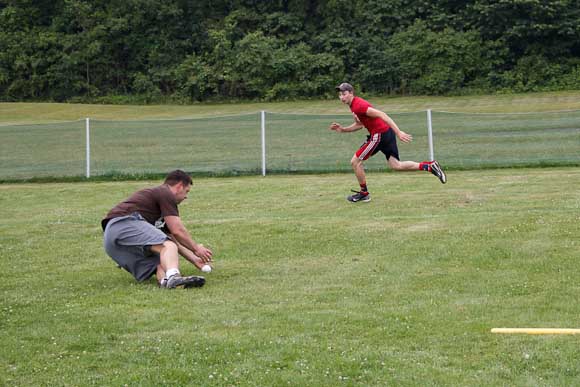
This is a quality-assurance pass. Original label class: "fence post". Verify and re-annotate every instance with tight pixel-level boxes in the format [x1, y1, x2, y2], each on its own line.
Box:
[85, 117, 91, 178]
[427, 109, 434, 161]
[261, 110, 266, 176]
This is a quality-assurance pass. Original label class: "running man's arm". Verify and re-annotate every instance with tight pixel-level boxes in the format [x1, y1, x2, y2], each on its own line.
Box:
[329, 119, 364, 132]
[330, 112, 364, 132]
[165, 215, 213, 262]
[366, 107, 413, 143]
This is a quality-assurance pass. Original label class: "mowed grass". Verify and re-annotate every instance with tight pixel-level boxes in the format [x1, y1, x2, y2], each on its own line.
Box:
[1, 168, 580, 386]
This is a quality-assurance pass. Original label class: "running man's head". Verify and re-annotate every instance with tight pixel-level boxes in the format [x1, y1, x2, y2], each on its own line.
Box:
[164, 169, 193, 203]
[336, 82, 355, 105]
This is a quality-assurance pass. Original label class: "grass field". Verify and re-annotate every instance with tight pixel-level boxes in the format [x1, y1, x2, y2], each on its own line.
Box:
[2, 168, 580, 386]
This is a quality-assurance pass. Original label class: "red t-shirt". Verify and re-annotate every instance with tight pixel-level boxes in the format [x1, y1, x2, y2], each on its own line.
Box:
[349, 96, 390, 135]
[102, 184, 179, 230]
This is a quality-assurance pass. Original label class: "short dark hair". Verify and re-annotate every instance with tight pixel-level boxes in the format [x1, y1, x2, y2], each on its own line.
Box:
[164, 170, 192, 186]
[335, 82, 354, 92]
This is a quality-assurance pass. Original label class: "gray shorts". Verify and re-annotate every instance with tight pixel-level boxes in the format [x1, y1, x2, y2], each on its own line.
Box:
[103, 213, 169, 282]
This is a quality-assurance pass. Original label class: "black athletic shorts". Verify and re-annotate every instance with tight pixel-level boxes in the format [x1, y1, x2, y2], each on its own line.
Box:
[356, 129, 400, 161]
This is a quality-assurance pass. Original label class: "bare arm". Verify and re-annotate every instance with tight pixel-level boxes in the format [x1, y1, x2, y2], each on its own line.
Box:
[366, 107, 413, 143]
[167, 235, 208, 270]
[330, 113, 364, 132]
[165, 215, 213, 262]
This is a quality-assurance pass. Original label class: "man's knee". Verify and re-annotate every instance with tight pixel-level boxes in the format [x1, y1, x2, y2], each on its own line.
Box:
[162, 240, 178, 253]
[351, 156, 362, 167]
[388, 158, 401, 170]
[150, 240, 177, 254]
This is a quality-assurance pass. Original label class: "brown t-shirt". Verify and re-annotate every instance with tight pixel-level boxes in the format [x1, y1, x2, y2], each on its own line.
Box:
[101, 184, 179, 231]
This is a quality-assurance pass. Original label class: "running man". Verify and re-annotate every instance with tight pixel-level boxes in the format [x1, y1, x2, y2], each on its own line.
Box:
[330, 82, 446, 202]
[101, 170, 213, 288]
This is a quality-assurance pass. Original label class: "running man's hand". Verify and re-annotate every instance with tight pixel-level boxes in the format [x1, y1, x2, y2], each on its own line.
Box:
[329, 122, 343, 132]
[397, 130, 413, 143]
[194, 243, 213, 263]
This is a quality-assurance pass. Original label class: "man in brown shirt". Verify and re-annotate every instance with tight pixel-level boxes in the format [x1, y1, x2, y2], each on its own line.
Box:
[102, 170, 213, 288]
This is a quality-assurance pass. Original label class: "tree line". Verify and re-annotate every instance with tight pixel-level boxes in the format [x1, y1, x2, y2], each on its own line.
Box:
[1, 0, 579, 103]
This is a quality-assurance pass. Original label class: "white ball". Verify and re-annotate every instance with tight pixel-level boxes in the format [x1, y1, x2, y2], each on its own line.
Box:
[201, 264, 212, 273]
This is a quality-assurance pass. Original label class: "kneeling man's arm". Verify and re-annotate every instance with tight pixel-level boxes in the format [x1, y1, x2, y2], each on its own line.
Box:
[165, 215, 213, 262]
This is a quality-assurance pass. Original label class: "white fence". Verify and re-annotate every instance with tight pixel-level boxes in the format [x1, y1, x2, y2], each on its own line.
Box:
[1, 110, 578, 180]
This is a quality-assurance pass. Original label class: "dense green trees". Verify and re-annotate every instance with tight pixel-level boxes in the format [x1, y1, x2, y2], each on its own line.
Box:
[1, 0, 579, 102]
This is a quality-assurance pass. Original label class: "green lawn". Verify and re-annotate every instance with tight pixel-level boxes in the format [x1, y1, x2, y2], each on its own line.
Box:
[2, 168, 580, 386]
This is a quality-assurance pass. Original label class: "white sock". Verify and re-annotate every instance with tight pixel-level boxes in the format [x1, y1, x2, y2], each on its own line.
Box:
[165, 268, 180, 279]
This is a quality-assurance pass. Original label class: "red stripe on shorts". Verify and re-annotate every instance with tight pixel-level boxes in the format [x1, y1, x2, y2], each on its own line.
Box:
[356, 133, 381, 160]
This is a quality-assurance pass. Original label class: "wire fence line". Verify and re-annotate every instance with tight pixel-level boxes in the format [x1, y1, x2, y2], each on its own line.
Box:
[1, 110, 579, 180]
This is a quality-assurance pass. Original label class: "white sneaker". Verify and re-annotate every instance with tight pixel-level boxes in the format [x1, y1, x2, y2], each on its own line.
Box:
[430, 161, 447, 184]
[162, 274, 206, 289]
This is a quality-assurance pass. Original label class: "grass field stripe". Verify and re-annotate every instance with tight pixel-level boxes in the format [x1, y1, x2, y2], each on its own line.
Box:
[491, 328, 580, 335]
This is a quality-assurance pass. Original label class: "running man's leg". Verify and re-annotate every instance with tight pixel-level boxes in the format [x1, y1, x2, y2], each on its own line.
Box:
[387, 157, 446, 183]
[387, 157, 420, 171]
[351, 133, 381, 194]
[379, 130, 420, 171]
[347, 155, 371, 202]
[351, 154, 367, 187]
